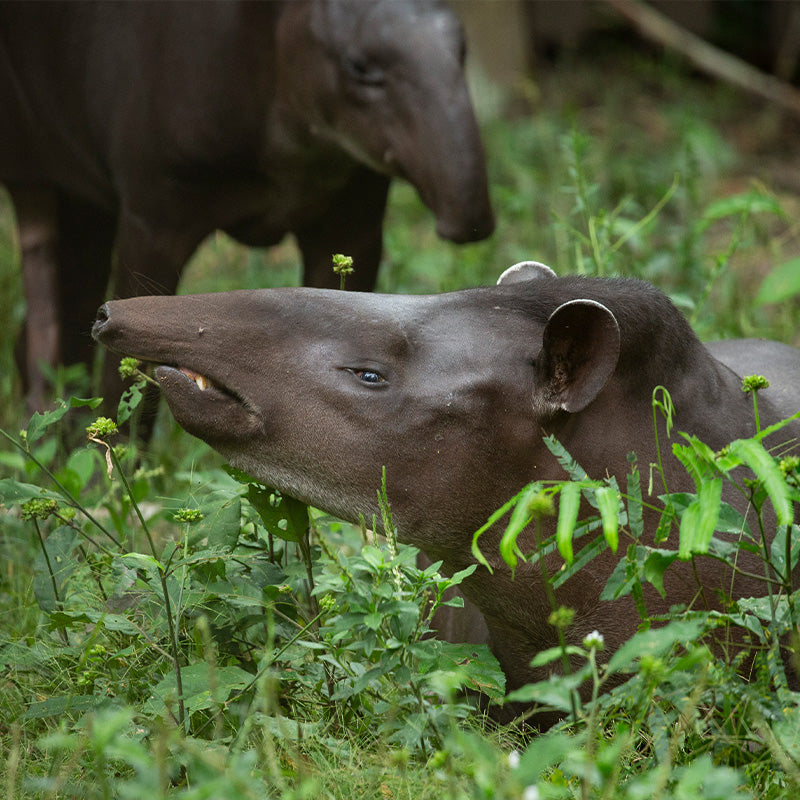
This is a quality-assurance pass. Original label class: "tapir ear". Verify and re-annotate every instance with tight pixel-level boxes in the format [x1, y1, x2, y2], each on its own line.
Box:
[497, 261, 557, 285]
[535, 299, 621, 413]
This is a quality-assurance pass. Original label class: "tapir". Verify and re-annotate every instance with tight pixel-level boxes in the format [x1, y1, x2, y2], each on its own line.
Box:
[92, 262, 800, 720]
[0, 0, 493, 412]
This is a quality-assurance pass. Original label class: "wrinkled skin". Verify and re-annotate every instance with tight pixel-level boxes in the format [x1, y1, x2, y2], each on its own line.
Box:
[93, 265, 800, 723]
[0, 0, 493, 412]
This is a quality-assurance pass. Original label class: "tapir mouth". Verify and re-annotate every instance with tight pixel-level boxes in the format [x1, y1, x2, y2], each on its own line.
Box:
[92, 300, 263, 442]
[150, 363, 262, 442]
[168, 365, 221, 394]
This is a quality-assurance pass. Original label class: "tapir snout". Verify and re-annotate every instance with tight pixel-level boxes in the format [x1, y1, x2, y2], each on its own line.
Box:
[93, 264, 800, 714]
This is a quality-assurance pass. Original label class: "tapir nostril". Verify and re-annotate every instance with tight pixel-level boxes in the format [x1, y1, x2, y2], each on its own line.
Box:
[91, 303, 111, 340]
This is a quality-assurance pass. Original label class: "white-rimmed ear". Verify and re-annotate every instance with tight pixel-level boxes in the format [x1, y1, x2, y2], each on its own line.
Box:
[534, 299, 620, 413]
[497, 261, 557, 285]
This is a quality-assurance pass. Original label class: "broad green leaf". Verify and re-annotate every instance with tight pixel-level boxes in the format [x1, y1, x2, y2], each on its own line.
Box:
[607, 618, 705, 674]
[595, 485, 619, 552]
[283, 494, 310, 539]
[678, 478, 722, 559]
[435, 642, 505, 700]
[23, 694, 100, 719]
[728, 437, 792, 525]
[69, 396, 104, 409]
[771, 524, 800, 581]
[247, 485, 306, 542]
[33, 527, 80, 612]
[531, 645, 586, 668]
[145, 663, 253, 715]
[191, 496, 241, 551]
[556, 482, 581, 563]
[120, 552, 163, 575]
[518, 731, 576, 777]
[756, 257, 800, 306]
[643, 549, 679, 598]
[0, 478, 61, 505]
[25, 402, 70, 444]
[448, 563, 477, 586]
[23, 396, 103, 445]
[505, 666, 591, 710]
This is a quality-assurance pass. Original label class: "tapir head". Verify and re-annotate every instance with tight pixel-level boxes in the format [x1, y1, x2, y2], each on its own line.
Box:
[93, 264, 712, 565]
[275, 0, 494, 243]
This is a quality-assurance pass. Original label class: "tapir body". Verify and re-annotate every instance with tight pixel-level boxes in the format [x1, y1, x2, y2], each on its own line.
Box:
[0, 0, 493, 411]
[93, 266, 800, 719]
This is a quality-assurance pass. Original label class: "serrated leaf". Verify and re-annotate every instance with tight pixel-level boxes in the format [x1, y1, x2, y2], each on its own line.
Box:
[544, 435, 589, 481]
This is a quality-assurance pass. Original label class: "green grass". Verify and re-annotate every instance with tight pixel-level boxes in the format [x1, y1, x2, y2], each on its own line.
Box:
[2, 47, 800, 799]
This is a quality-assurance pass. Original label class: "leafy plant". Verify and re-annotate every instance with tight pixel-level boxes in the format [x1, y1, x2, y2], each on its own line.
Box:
[0, 379, 504, 797]
[472, 377, 800, 799]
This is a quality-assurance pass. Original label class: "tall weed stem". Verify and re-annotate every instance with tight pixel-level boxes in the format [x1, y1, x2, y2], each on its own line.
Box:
[109, 447, 186, 732]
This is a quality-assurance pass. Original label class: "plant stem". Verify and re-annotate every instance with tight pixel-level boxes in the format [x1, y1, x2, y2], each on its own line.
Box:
[110, 447, 186, 732]
[533, 516, 580, 723]
[32, 519, 69, 646]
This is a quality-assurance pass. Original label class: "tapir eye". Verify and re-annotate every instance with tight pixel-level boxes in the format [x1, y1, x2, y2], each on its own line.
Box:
[348, 368, 386, 385]
[343, 54, 386, 87]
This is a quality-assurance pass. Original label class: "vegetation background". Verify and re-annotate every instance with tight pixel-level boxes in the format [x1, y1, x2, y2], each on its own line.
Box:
[2, 2, 800, 798]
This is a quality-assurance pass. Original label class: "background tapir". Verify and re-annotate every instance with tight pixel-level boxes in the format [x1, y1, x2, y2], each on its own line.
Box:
[0, 0, 493, 412]
[92, 263, 800, 720]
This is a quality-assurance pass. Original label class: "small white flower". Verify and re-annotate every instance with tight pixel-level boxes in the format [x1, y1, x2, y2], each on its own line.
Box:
[508, 749, 521, 769]
[522, 785, 541, 800]
[583, 629, 605, 650]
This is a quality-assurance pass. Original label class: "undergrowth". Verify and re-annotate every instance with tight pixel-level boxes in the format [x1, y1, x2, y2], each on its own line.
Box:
[2, 49, 800, 800]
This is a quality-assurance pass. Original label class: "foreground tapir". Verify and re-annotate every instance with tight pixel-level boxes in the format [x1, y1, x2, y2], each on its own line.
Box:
[93, 263, 800, 719]
[1, 0, 493, 412]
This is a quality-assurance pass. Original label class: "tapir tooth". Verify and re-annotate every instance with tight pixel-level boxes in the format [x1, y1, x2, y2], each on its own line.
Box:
[178, 366, 212, 390]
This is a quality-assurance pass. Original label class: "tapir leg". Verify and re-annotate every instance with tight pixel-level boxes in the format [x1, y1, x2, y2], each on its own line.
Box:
[416, 553, 491, 646]
[295, 168, 390, 291]
[10, 185, 61, 414]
